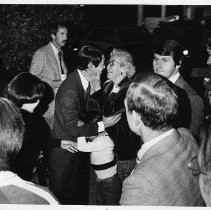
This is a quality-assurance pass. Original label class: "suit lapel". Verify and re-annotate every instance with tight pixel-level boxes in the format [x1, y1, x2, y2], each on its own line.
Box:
[46, 43, 61, 79]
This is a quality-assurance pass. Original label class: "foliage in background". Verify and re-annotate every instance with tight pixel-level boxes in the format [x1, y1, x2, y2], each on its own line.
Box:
[0, 4, 88, 80]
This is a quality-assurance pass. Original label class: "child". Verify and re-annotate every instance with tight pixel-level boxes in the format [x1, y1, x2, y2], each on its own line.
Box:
[77, 133, 121, 205]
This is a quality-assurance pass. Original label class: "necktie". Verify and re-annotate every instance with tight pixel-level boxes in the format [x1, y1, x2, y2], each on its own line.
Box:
[58, 51, 64, 74]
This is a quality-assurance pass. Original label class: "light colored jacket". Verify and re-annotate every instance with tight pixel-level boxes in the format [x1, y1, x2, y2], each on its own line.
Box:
[30, 43, 67, 118]
[120, 128, 205, 206]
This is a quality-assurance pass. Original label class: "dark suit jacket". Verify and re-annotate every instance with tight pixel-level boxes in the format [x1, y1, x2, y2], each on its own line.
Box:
[53, 69, 99, 140]
[120, 128, 205, 206]
[175, 76, 204, 137]
[92, 78, 141, 160]
[49, 69, 99, 204]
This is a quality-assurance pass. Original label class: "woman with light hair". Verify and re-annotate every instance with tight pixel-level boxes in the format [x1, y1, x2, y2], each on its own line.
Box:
[100, 48, 141, 183]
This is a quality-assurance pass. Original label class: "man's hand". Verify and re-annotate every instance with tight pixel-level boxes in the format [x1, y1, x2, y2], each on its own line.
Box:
[83, 69, 101, 94]
[61, 140, 78, 153]
[102, 114, 121, 128]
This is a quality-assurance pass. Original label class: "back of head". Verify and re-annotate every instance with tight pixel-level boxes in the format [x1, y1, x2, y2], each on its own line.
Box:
[3, 72, 45, 108]
[153, 39, 184, 66]
[75, 45, 103, 70]
[0, 97, 25, 171]
[126, 72, 178, 131]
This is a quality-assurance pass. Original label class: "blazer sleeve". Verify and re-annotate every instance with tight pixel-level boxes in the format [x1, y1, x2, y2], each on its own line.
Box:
[120, 172, 158, 205]
[30, 50, 45, 77]
[59, 87, 99, 139]
[30, 50, 63, 90]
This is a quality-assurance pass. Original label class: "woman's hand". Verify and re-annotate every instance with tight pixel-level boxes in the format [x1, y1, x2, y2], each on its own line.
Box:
[61, 140, 78, 153]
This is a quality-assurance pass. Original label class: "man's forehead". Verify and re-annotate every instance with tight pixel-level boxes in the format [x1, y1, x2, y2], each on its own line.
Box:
[58, 27, 67, 32]
[154, 54, 173, 59]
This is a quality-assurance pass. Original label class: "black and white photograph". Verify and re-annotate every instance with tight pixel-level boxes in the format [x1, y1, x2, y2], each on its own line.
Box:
[0, 1, 210, 207]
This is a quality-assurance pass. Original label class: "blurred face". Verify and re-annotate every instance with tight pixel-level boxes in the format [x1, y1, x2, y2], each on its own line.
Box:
[207, 47, 211, 66]
[52, 27, 68, 49]
[153, 54, 179, 79]
[107, 55, 124, 82]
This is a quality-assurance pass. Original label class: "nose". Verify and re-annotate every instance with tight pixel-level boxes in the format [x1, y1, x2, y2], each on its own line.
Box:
[207, 55, 211, 65]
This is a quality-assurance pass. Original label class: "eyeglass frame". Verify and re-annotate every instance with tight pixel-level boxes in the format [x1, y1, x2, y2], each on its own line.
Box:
[106, 60, 124, 67]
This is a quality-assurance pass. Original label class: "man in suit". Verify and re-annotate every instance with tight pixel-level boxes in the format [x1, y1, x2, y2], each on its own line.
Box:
[30, 22, 68, 129]
[49, 45, 121, 204]
[153, 39, 204, 139]
[120, 73, 205, 206]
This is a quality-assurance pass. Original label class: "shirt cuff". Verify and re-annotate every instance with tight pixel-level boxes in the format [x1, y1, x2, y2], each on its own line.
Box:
[97, 121, 105, 133]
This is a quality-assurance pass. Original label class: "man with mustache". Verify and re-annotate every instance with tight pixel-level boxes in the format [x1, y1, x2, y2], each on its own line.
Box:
[30, 22, 68, 130]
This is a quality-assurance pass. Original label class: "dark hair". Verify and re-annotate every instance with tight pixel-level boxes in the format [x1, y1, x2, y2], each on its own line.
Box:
[0, 98, 25, 171]
[153, 39, 184, 66]
[49, 21, 67, 36]
[76, 45, 103, 70]
[126, 72, 178, 131]
[3, 73, 45, 108]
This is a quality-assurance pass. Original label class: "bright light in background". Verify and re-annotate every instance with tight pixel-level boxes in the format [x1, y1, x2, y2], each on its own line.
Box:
[183, 50, 188, 56]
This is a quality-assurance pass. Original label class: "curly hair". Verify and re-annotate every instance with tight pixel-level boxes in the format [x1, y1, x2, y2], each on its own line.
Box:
[111, 48, 136, 78]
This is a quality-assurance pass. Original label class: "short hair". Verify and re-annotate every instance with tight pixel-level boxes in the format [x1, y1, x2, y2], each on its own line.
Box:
[111, 48, 136, 78]
[153, 39, 184, 66]
[49, 21, 67, 36]
[126, 72, 178, 131]
[0, 97, 25, 171]
[76, 45, 103, 70]
[3, 72, 45, 108]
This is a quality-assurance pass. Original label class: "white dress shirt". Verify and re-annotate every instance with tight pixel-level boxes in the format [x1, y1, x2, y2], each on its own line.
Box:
[50, 42, 66, 80]
[78, 70, 105, 132]
[169, 72, 180, 84]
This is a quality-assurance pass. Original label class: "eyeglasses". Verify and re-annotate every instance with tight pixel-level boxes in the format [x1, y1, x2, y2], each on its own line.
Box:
[188, 156, 207, 176]
[106, 60, 123, 67]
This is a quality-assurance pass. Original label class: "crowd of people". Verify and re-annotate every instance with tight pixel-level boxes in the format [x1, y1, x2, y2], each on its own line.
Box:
[1, 21, 211, 206]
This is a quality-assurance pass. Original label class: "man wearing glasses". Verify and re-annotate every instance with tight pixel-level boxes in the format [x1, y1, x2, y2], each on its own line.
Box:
[120, 72, 205, 206]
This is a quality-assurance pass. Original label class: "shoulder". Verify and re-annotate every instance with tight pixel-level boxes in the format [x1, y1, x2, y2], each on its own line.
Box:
[0, 172, 59, 204]
[33, 43, 51, 56]
[177, 76, 199, 96]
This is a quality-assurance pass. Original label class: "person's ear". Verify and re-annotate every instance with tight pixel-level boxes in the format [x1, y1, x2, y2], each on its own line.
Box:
[131, 110, 141, 127]
[120, 68, 126, 76]
[87, 62, 93, 70]
[176, 60, 182, 70]
[51, 33, 55, 40]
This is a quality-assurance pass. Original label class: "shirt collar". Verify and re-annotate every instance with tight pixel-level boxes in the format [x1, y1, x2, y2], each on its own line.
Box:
[77, 69, 89, 91]
[137, 129, 174, 163]
[50, 42, 60, 55]
[169, 72, 180, 84]
[0, 171, 19, 185]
